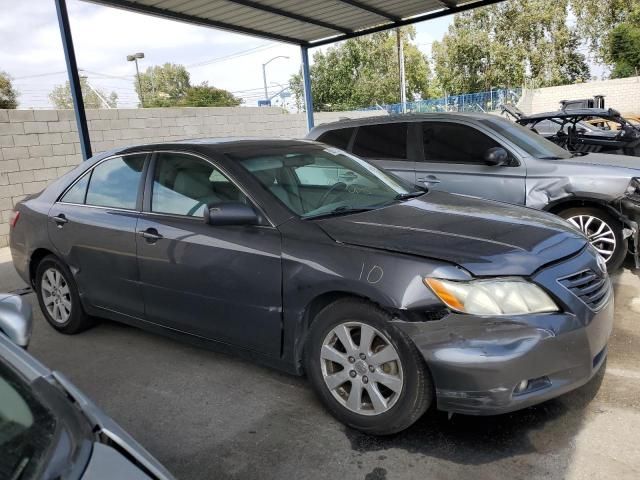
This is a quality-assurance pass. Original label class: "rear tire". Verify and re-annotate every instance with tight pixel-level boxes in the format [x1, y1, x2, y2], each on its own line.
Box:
[35, 255, 95, 334]
[304, 298, 432, 435]
[558, 207, 626, 272]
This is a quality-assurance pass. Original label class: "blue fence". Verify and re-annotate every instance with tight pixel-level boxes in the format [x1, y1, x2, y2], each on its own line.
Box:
[360, 88, 522, 115]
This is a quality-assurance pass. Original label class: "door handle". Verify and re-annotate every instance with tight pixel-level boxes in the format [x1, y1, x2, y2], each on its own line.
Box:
[139, 228, 163, 242]
[417, 175, 441, 184]
[52, 214, 68, 227]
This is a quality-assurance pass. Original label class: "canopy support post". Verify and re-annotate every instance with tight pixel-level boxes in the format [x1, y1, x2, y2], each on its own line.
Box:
[55, 0, 92, 160]
[301, 46, 314, 131]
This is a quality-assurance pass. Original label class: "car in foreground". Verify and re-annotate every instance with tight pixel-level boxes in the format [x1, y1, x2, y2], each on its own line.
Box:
[307, 114, 640, 271]
[0, 293, 175, 480]
[10, 139, 612, 434]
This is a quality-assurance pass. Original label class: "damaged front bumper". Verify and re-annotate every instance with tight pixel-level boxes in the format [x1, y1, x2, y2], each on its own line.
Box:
[618, 195, 640, 268]
[394, 247, 615, 416]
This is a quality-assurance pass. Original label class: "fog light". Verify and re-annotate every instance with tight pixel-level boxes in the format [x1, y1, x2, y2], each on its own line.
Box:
[514, 379, 529, 394]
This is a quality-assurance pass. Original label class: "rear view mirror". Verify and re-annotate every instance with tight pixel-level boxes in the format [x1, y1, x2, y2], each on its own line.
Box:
[205, 202, 259, 226]
[484, 147, 509, 166]
[0, 294, 32, 348]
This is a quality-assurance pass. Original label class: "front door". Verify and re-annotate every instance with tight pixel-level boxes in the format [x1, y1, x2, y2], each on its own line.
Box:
[415, 121, 527, 205]
[136, 152, 282, 356]
[48, 154, 147, 318]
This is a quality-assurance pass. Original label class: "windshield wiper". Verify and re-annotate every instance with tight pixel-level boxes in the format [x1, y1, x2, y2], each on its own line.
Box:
[304, 206, 375, 220]
[395, 190, 426, 200]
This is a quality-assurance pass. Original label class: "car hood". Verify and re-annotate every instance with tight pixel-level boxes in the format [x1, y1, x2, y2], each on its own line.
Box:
[567, 152, 640, 170]
[315, 191, 587, 276]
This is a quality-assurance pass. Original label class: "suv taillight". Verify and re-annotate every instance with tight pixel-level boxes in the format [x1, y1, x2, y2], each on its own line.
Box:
[9, 210, 20, 228]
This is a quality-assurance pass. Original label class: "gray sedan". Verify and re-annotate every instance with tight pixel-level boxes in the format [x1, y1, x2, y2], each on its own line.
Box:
[307, 113, 640, 271]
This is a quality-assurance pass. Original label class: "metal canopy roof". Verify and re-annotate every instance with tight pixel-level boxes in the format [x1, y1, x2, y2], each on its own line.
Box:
[87, 0, 505, 46]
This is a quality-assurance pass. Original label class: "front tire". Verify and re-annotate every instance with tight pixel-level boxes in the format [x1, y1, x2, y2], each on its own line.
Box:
[35, 255, 95, 334]
[304, 298, 432, 435]
[558, 207, 626, 272]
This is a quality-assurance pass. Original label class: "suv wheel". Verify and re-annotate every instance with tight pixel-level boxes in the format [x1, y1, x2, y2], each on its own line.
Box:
[558, 207, 625, 272]
[304, 298, 432, 435]
[35, 255, 95, 334]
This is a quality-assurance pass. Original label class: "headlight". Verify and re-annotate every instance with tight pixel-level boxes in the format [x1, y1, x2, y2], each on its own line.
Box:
[626, 177, 640, 196]
[424, 278, 559, 316]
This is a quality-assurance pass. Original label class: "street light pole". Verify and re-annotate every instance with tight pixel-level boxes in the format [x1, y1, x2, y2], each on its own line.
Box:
[261, 55, 289, 104]
[127, 52, 145, 107]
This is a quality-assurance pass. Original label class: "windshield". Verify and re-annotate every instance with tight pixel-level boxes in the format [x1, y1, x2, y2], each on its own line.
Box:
[0, 362, 56, 480]
[479, 117, 573, 159]
[233, 145, 416, 218]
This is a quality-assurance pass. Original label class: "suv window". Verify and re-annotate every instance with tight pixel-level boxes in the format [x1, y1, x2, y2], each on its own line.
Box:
[85, 155, 146, 209]
[422, 122, 500, 164]
[151, 153, 245, 217]
[316, 127, 355, 150]
[353, 123, 407, 159]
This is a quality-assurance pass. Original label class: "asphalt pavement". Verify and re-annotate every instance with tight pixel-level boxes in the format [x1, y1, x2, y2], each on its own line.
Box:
[1, 247, 639, 480]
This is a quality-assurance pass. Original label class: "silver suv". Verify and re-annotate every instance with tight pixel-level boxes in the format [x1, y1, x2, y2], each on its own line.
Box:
[307, 113, 640, 271]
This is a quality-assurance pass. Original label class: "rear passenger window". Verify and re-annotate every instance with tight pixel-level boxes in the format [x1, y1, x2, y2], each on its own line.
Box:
[422, 122, 500, 164]
[316, 128, 355, 150]
[353, 123, 408, 159]
[61, 173, 90, 204]
[85, 155, 146, 209]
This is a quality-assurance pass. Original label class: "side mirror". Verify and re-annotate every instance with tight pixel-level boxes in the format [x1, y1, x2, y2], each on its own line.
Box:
[205, 202, 259, 226]
[483, 147, 509, 166]
[0, 294, 32, 348]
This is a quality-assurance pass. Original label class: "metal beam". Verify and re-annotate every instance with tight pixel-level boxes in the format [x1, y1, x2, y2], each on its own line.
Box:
[439, 0, 458, 9]
[224, 0, 352, 34]
[309, 0, 505, 47]
[335, 0, 400, 21]
[300, 46, 314, 131]
[55, 0, 92, 160]
[85, 0, 307, 45]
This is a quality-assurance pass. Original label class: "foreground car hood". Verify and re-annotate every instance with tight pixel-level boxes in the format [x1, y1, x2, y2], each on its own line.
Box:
[316, 192, 587, 276]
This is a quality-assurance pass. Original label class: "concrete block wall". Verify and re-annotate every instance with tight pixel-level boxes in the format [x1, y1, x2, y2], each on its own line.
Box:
[0, 107, 380, 247]
[518, 76, 640, 115]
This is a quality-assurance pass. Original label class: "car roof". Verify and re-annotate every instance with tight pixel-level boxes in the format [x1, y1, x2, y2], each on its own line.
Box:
[307, 112, 508, 137]
[104, 137, 323, 158]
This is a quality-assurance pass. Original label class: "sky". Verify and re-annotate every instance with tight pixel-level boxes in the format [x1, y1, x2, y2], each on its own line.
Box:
[0, 0, 452, 110]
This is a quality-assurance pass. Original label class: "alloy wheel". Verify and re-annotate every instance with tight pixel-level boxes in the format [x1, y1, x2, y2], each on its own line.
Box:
[567, 214, 617, 263]
[41, 267, 72, 324]
[320, 321, 404, 416]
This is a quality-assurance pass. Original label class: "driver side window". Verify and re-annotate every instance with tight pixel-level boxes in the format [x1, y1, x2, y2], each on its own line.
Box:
[151, 153, 245, 217]
[422, 122, 502, 164]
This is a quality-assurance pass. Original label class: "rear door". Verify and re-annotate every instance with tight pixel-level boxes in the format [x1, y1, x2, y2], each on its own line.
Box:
[351, 122, 418, 184]
[48, 154, 148, 318]
[415, 120, 527, 204]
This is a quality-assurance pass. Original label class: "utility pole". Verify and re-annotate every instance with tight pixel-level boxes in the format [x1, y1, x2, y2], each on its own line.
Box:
[127, 52, 145, 107]
[261, 56, 289, 105]
[396, 28, 407, 113]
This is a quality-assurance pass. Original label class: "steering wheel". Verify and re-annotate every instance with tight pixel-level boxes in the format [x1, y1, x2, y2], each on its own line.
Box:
[316, 182, 347, 208]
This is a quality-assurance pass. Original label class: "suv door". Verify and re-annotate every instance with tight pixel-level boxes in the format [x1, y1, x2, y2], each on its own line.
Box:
[136, 151, 282, 356]
[351, 122, 418, 183]
[415, 121, 527, 204]
[48, 154, 148, 318]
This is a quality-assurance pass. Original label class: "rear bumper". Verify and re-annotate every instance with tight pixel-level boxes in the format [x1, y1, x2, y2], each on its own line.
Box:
[395, 247, 614, 415]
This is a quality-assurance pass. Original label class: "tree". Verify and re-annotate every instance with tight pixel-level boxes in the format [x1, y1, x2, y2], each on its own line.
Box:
[432, 0, 590, 94]
[0, 71, 19, 109]
[49, 77, 117, 109]
[289, 27, 432, 111]
[570, 0, 639, 62]
[180, 82, 242, 107]
[135, 63, 190, 107]
[607, 5, 640, 78]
